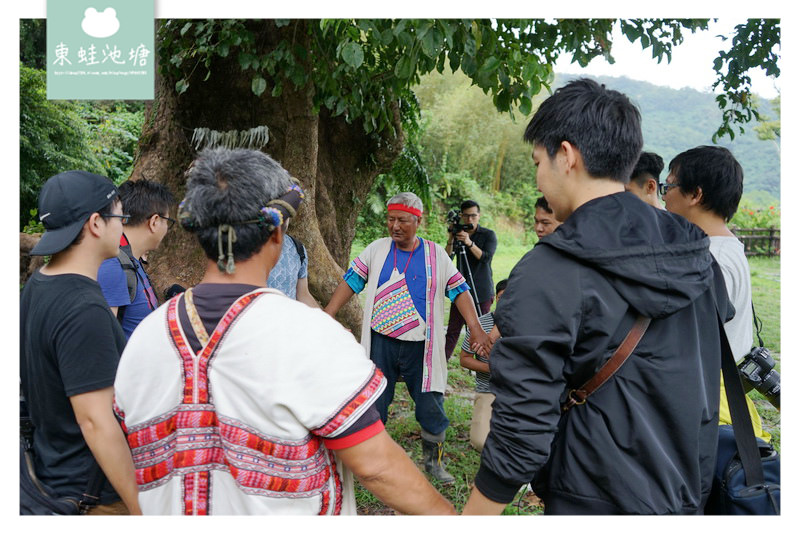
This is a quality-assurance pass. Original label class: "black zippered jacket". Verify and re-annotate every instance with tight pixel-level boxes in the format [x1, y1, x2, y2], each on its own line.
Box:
[475, 192, 730, 514]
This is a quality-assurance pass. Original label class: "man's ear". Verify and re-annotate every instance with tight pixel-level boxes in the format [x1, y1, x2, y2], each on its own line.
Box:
[689, 186, 704, 206]
[560, 140, 583, 174]
[268, 224, 284, 246]
[647, 178, 658, 194]
[85, 212, 104, 238]
[148, 213, 160, 233]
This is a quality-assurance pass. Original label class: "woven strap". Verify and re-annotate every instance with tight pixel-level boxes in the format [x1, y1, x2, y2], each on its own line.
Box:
[562, 315, 651, 412]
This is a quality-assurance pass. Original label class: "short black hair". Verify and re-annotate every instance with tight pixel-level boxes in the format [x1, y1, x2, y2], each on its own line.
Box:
[524, 78, 643, 183]
[461, 199, 480, 212]
[496, 279, 508, 294]
[534, 196, 553, 214]
[118, 179, 175, 227]
[181, 148, 295, 263]
[630, 151, 664, 187]
[668, 146, 743, 222]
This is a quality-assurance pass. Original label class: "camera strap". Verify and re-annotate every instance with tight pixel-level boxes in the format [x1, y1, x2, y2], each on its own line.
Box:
[710, 261, 766, 488]
[561, 314, 650, 412]
[751, 301, 764, 348]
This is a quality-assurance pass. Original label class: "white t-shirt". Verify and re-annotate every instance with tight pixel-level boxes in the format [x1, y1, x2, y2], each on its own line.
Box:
[708, 236, 754, 360]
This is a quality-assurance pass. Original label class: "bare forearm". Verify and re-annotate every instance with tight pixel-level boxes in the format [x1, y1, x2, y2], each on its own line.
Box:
[324, 280, 355, 317]
[337, 432, 455, 515]
[296, 278, 321, 308]
[459, 352, 490, 374]
[454, 292, 481, 331]
[468, 243, 483, 260]
[79, 416, 141, 514]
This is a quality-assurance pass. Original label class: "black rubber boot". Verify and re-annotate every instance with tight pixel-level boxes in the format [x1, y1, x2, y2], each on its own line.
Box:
[421, 437, 455, 484]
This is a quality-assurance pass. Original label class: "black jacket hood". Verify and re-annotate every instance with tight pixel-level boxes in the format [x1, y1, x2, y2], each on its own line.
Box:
[540, 192, 714, 319]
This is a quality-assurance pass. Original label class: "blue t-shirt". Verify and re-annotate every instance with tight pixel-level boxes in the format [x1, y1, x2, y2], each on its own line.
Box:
[375, 238, 427, 321]
[97, 254, 158, 338]
[267, 235, 308, 299]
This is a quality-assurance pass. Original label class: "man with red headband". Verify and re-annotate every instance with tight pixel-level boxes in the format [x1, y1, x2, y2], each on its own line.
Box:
[326, 192, 492, 483]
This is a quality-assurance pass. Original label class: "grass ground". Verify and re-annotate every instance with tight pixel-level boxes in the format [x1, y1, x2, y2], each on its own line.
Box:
[350, 237, 780, 513]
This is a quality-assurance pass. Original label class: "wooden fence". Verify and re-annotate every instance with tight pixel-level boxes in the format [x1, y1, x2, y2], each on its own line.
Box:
[732, 227, 780, 257]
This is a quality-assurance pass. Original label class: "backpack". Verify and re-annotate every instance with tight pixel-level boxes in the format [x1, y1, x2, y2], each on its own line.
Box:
[116, 241, 138, 324]
[288, 235, 306, 265]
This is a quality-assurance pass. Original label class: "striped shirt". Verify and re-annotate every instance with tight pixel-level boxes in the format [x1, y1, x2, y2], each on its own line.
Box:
[461, 312, 495, 393]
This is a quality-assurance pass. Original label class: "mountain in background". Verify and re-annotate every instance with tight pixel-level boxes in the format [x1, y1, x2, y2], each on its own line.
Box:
[555, 74, 780, 200]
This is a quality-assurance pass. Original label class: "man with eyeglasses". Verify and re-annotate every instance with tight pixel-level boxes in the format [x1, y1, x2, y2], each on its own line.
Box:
[625, 151, 665, 209]
[96, 179, 175, 338]
[444, 199, 498, 359]
[326, 192, 492, 484]
[21, 171, 142, 514]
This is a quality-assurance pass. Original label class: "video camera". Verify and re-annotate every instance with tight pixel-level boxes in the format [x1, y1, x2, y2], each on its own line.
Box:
[447, 209, 474, 235]
[738, 346, 780, 410]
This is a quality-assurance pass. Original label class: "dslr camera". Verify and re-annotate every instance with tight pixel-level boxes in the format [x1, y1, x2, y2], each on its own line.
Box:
[737, 346, 780, 409]
[447, 209, 473, 235]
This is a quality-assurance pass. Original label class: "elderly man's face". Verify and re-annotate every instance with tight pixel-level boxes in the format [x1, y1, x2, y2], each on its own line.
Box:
[387, 209, 420, 250]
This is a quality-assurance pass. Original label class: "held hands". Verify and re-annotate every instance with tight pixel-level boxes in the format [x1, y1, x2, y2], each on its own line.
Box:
[470, 327, 493, 357]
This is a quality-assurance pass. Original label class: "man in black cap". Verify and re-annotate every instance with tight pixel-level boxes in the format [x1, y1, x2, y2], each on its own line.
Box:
[20, 171, 141, 515]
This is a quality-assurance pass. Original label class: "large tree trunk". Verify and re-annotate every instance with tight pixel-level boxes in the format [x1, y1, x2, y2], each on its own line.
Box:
[131, 20, 403, 334]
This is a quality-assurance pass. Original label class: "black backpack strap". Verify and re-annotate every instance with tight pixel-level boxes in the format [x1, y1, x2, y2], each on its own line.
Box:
[115, 244, 138, 324]
[289, 235, 306, 265]
[20, 389, 106, 513]
[77, 462, 106, 513]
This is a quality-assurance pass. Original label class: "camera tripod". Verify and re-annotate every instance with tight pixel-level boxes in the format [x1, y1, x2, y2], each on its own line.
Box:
[453, 238, 481, 315]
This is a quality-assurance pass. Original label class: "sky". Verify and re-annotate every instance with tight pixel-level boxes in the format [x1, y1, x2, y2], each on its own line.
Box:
[554, 18, 781, 100]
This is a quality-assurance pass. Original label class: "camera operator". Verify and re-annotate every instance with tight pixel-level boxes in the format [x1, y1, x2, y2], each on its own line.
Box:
[444, 200, 497, 359]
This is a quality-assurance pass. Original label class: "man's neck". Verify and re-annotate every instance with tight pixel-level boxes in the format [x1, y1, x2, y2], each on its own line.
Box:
[684, 209, 735, 237]
[123, 227, 151, 260]
[40, 246, 105, 280]
[568, 176, 625, 216]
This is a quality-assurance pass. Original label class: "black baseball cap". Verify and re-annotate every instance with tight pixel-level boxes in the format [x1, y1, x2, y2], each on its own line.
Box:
[30, 171, 119, 256]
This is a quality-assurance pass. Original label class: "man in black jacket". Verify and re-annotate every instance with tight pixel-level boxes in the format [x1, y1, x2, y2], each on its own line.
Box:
[463, 78, 727, 515]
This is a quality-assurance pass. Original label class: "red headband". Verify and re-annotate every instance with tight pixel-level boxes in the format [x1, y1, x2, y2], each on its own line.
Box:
[387, 203, 422, 217]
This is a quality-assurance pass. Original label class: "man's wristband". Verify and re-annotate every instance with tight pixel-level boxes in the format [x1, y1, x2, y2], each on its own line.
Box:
[468, 242, 475, 248]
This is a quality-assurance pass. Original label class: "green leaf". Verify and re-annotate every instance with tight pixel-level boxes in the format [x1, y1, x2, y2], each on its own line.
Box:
[341, 42, 365, 69]
[394, 55, 414, 79]
[238, 52, 252, 70]
[393, 19, 408, 36]
[175, 79, 189, 95]
[275, 19, 291, 28]
[381, 29, 394, 46]
[479, 56, 500, 72]
[251, 76, 267, 96]
[421, 28, 440, 58]
[218, 43, 229, 58]
[519, 95, 532, 116]
[180, 22, 192, 36]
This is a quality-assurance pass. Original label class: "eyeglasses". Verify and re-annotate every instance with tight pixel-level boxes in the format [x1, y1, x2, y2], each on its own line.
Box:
[461, 213, 479, 219]
[102, 214, 131, 224]
[658, 182, 680, 196]
[155, 214, 177, 229]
